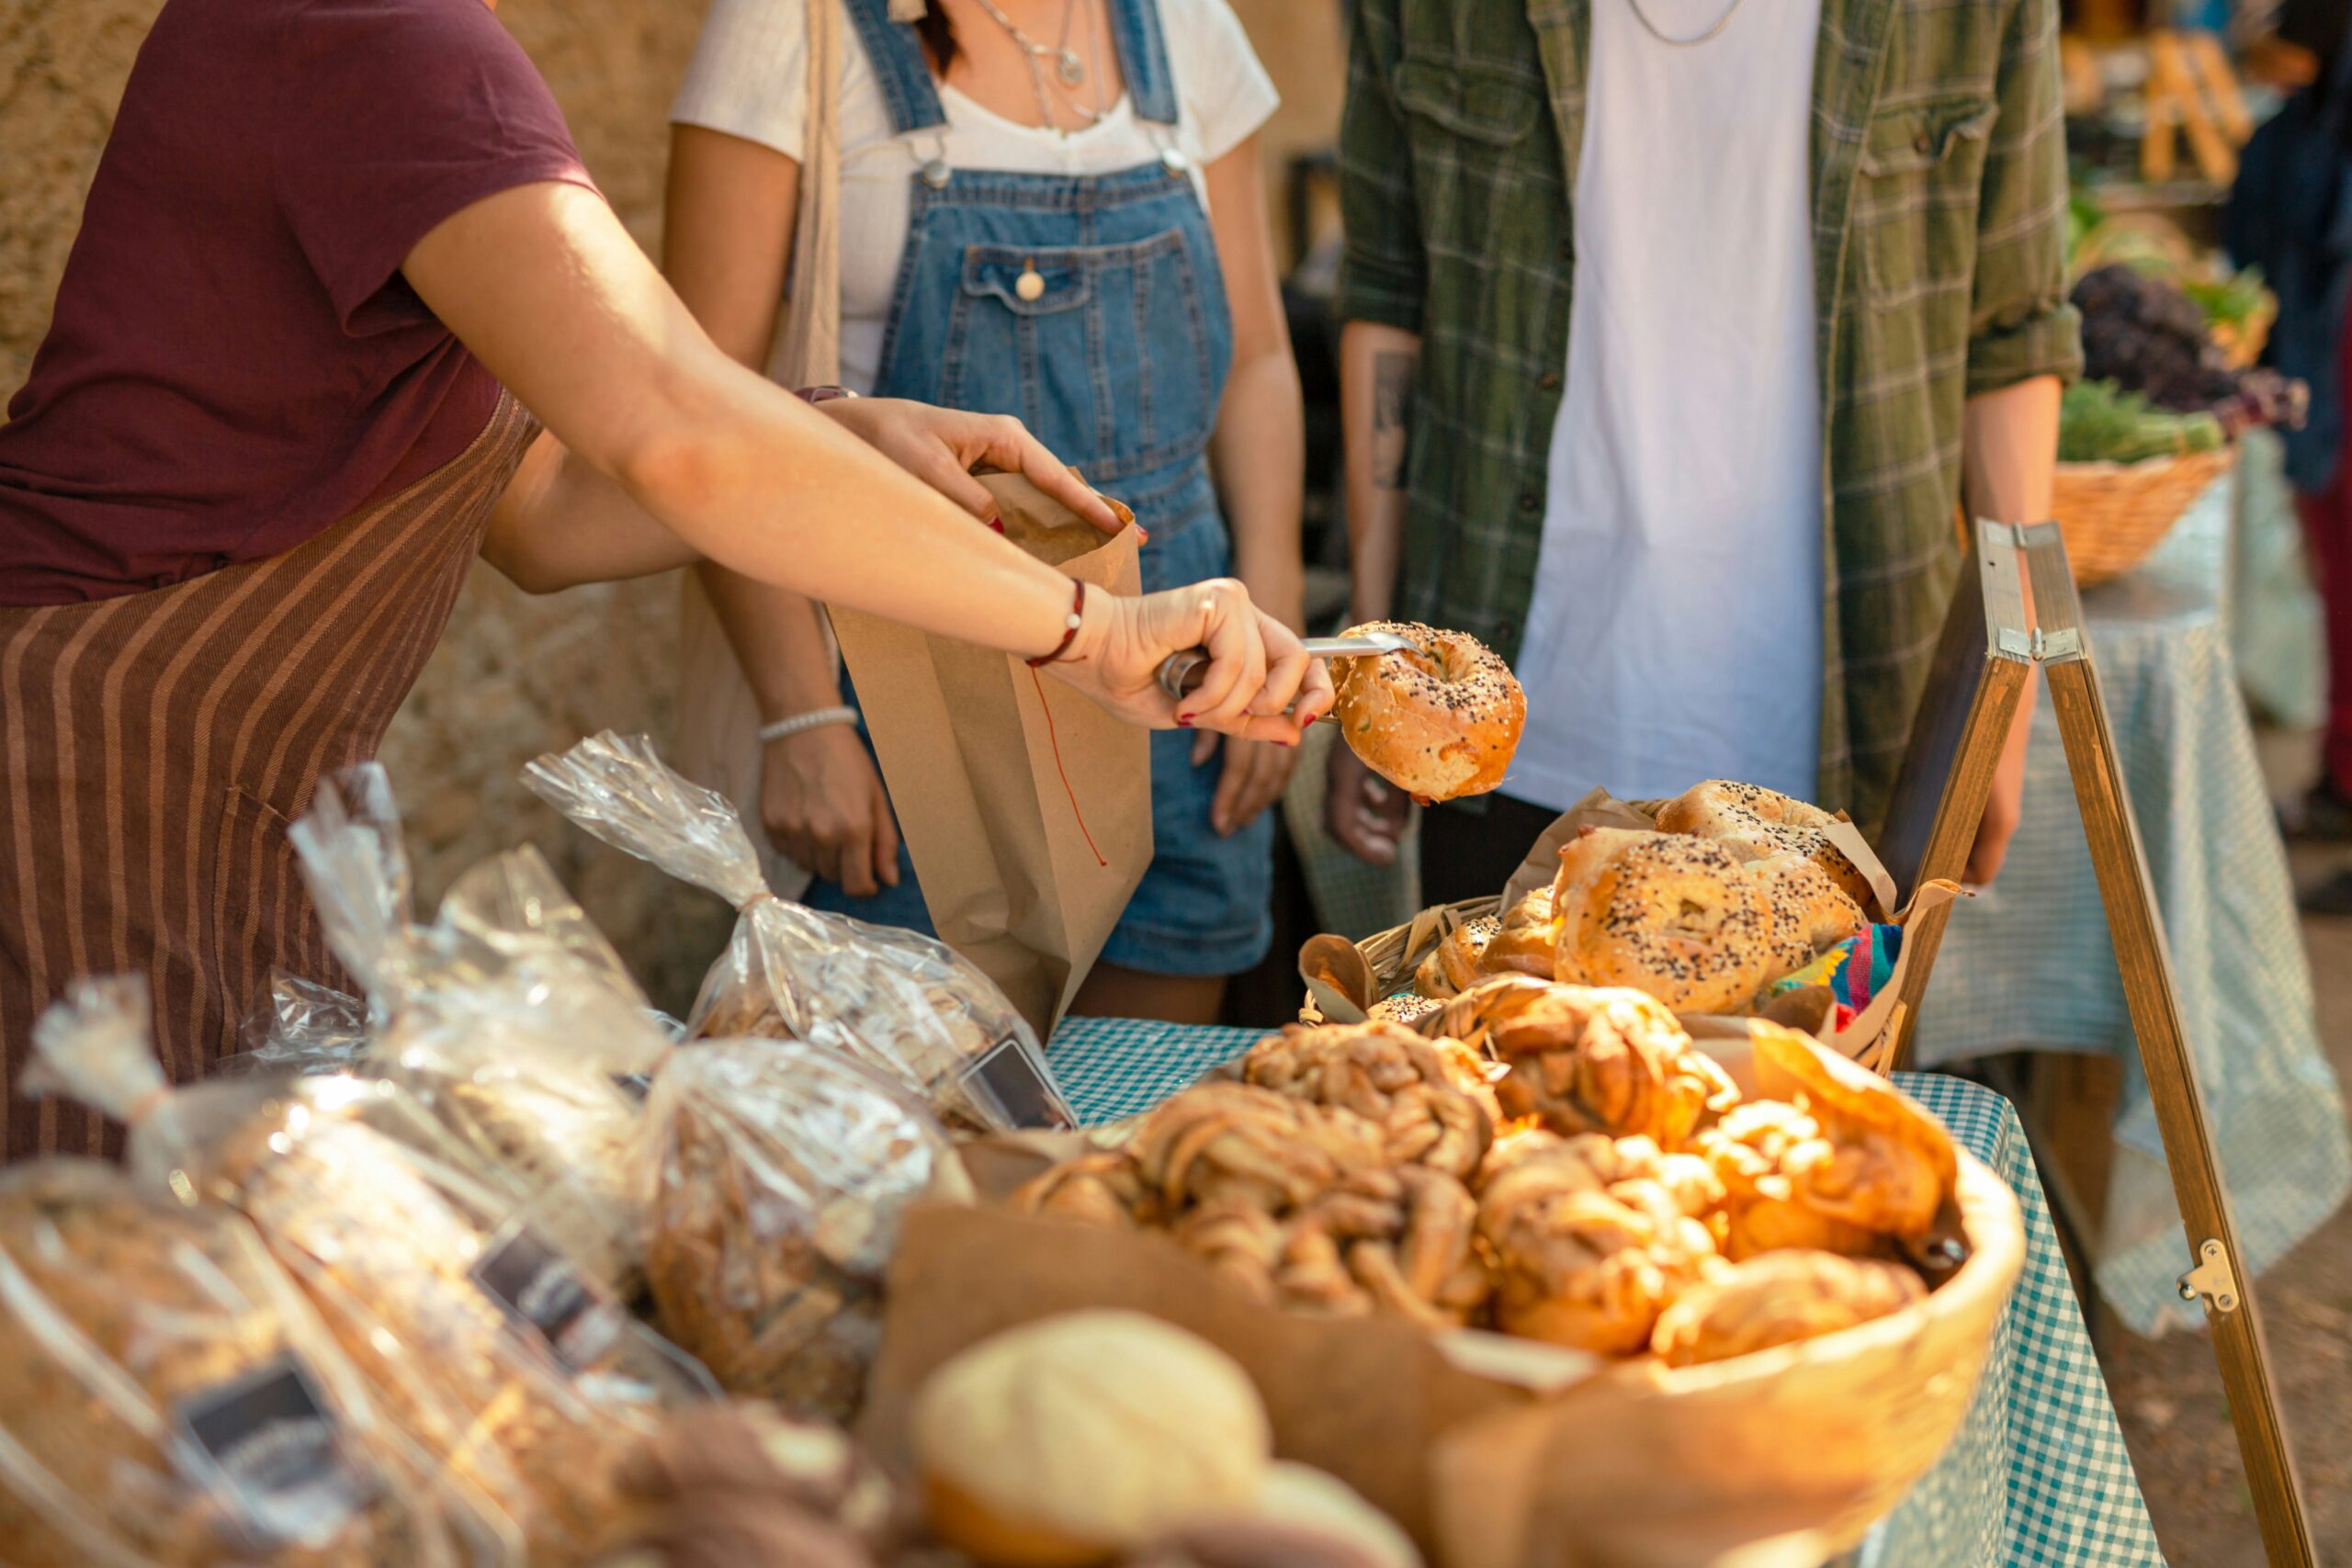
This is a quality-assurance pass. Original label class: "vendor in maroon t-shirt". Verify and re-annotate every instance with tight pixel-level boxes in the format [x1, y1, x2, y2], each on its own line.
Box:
[0, 0, 1329, 1158]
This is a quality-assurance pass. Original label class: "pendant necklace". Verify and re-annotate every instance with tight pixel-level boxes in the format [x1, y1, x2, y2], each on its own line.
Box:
[969, 0, 1101, 127]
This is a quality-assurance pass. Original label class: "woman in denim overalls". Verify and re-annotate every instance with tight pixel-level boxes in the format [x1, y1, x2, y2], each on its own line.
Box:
[668, 0, 1306, 1021]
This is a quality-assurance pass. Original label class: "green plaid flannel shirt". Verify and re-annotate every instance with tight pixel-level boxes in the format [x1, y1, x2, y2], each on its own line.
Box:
[1339, 0, 2083, 830]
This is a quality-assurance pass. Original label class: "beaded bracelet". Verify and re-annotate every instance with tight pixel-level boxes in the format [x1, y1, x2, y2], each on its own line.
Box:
[1026, 580, 1088, 667]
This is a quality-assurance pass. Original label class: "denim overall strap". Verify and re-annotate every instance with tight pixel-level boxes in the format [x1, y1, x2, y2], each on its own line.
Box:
[842, 0, 947, 134]
[1108, 0, 1179, 124]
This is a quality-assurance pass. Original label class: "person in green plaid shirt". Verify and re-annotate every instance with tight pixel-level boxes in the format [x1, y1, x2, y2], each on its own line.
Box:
[1324, 0, 2082, 901]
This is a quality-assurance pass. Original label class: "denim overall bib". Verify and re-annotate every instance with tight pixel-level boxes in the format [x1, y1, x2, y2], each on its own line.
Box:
[804, 0, 1274, 976]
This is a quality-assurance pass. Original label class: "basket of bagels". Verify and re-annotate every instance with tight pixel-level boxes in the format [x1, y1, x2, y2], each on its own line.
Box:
[1305, 778, 1959, 1077]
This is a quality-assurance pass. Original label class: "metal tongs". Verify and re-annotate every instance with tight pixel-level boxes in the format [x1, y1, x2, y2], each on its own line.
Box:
[1155, 629, 1412, 702]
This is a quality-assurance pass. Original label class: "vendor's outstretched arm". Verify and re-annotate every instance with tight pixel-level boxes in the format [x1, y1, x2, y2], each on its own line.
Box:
[410, 181, 1328, 739]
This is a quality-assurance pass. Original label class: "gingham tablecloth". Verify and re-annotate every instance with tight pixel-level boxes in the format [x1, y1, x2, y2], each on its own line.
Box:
[1047, 1015, 2164, 1568]
[1910, 475, 2352, 1332]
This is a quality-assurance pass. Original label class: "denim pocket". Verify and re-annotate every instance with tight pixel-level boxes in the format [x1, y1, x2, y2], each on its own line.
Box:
[941, 230, 1222, 483]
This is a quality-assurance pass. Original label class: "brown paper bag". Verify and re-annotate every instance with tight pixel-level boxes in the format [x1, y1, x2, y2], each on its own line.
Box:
[828, 473, 1151, 1041]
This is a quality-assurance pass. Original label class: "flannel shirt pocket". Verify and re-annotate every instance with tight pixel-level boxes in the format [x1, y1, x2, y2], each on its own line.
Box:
[1855, 98, 1998, 308]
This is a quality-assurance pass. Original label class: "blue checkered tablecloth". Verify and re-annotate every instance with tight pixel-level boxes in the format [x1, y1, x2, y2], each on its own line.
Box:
[1047, 1015, 2164, 1568]
[1910, 476, 2352, 1333]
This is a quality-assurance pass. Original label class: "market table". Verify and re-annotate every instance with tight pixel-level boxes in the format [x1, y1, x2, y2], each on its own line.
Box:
[1048, 1016, 2165, 1568]
[1907, 474, 2352, 1332]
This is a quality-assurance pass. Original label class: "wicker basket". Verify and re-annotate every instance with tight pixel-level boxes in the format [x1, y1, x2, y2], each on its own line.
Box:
[1356, 896, 1499, 998]
[2053, 445, 2234, 587]
[1426, 1027, 2028, 1564]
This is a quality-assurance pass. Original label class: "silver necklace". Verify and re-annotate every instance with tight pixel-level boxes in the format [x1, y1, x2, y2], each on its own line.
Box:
[1624, 0, 1747, 45]
[968, 0, 1101, 125]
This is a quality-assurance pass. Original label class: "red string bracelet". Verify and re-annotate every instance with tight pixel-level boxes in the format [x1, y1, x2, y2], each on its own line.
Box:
[1025, 580, 1088, 667]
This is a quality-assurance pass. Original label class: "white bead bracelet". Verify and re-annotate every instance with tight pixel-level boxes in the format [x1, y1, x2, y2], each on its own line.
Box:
[756, 706, 860, 744]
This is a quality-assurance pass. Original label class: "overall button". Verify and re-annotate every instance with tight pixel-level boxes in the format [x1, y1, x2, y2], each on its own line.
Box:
[922, 159, 952, 189]
[1015, 265, 1046, 302]
[1537, 371, 1562, 391]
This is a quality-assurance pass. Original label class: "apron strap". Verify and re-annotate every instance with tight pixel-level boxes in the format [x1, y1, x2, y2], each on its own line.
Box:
[842, 0, 949, 136]
[1108, 0, 1179, 126]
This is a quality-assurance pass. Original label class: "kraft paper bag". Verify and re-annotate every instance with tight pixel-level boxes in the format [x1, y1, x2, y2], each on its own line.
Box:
[827, 472, 1149, 1042]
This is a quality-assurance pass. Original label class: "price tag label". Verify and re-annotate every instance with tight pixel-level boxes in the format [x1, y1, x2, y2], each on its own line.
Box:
[959, 1037, 1076, 1131]
[469, 1223, 625, 1370]
[177, 1353, 372, 1549]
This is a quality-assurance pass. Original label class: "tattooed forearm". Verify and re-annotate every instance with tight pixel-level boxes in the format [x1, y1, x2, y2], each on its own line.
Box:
[1370, 351, 1414, 491]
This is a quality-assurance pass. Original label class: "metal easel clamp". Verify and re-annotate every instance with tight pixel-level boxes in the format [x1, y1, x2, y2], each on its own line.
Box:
[2177, 1237, 2241, 1314]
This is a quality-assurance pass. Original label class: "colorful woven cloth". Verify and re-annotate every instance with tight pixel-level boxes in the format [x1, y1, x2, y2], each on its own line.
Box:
[1768, 922, 1903, 1032]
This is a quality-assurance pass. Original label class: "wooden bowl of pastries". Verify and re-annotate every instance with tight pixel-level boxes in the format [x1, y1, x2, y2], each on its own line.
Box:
[1431, 1019, 2028, 1565]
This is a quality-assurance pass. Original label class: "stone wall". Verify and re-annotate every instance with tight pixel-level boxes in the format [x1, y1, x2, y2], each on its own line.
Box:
[1, 0, 1345, 1012]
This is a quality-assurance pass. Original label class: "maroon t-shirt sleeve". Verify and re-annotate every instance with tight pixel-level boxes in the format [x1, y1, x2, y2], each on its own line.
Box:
[272, 0, 599, 328]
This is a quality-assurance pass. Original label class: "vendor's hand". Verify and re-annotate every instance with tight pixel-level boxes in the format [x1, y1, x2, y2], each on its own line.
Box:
[815, 399, 1120, 533]
[759, 724, 901, 896]
[1049, 582, 1335, 743]
[1326, 740, 1408, 865]
[1194, 730, 1299, 838]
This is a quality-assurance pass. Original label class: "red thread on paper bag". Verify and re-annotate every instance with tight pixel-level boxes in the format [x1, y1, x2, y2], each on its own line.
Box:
[1029, 664, 1109, 868]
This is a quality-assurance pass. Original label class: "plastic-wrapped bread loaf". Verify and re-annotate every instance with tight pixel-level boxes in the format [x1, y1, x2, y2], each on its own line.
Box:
[523, 732, 1074, 1133]
[288, 773, 664, 1297]
[0, 1158, 512, 1567]
[641, 1039, 963, 1420]
[27, 979, 708, 1568]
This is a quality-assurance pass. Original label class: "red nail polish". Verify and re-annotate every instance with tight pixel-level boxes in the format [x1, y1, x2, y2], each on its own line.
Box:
[1176, 714, 1194, 728]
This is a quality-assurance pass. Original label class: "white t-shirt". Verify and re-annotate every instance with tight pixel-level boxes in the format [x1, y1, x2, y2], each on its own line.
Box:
[673, 0, 1279, 394]
[1509, 0, 1826, 811]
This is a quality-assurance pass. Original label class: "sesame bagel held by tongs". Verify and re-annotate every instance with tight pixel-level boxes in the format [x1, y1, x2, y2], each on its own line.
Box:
[1156, 621, 1527, 806]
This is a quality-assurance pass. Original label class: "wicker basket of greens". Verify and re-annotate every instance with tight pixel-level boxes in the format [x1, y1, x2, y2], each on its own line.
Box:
[2051, 264, 2305, 586]
[2053, 380, 2231, 586]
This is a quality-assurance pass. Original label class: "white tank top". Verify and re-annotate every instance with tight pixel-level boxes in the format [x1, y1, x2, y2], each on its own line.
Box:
[1509, 0, 1826, 811]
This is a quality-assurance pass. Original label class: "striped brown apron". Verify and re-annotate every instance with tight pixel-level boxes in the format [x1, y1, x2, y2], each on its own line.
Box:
[0, 392, 538, 1158]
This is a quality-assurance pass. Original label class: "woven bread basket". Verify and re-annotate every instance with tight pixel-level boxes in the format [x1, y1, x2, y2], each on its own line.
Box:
[2052, 446, 2234, 587]
[1423, 1024, 2028, 1564]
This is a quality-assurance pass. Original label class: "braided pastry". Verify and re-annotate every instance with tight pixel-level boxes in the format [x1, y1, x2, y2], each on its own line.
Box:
[1432, 980, 1736, 1148]
[1025, 1083, 1489, 1326]
[1127, 1084, 1391, 1213]
[1650, 1250, 1926, 1368]
[1012, 1152, 1161, 1229]
[1475, 1134, 1724, 1355]
[1695, 1101, 1887, 1260]
[1752, 1023, 1956, 1241]
[1239, 1022, 1498, 1179]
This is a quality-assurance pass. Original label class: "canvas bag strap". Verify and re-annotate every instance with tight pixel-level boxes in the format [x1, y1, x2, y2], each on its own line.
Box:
[768, 0, 850, 387]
